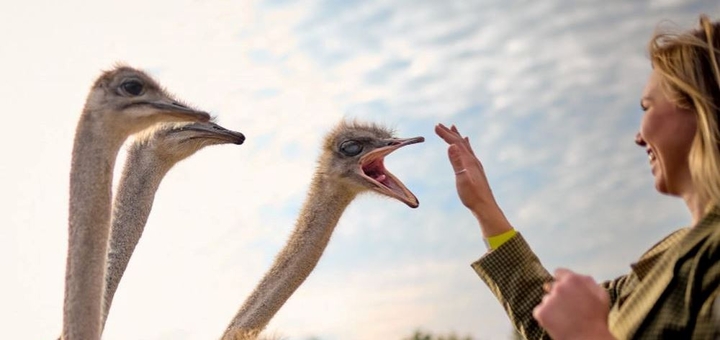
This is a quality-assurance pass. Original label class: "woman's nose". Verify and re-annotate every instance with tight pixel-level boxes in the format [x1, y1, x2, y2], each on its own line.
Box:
[635, 132, 646, 147]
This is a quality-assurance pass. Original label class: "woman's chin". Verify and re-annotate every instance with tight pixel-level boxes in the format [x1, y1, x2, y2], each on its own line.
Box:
[654, 176, 670, 195]
[654, 177, 684, 197]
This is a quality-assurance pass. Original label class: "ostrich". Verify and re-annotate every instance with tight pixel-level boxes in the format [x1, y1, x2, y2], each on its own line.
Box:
[62, 65, 211, 340]
[101, 121, 245, 332]
[221, 120, 424, 339]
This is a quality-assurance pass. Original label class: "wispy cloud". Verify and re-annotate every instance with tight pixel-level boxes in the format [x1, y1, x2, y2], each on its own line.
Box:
[2, 0, 719, 339]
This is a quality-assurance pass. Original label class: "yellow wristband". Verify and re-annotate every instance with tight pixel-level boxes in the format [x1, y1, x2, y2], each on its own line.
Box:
[485, 229, 517, 250]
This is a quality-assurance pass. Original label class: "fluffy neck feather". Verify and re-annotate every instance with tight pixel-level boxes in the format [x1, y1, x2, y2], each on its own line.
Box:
[63, 114, 126, 340]
[222, 172, 357, 337]
[101, 144, 176, 330]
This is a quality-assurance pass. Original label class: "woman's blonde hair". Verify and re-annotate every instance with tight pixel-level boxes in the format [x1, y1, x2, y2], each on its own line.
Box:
[648, 14, 720, 211]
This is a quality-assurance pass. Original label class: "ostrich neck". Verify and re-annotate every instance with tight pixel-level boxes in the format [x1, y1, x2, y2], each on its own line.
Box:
[63, 116, 125, 340]
[223, 173, 357, 335]
[101, 146, 173, 330]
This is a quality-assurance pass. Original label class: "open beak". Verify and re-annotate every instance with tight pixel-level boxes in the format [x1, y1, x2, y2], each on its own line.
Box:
[358, 136, 425, 208]
[179, 122, 246, 145]
[146, 100, 211, 122]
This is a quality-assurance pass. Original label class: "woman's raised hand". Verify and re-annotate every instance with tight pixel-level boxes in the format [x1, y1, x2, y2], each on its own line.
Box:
[435, 123, 512, 237]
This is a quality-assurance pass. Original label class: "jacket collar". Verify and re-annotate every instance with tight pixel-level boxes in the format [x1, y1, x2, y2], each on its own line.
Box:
[609, 206, 720, 339]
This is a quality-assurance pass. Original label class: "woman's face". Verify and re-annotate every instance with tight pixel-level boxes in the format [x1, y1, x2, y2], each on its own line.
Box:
[636, 70, 697, 196]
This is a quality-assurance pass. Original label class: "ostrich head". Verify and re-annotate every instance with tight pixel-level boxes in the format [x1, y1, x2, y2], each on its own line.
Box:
[319, 120, 424, 208]
[82, 65, 211, 133]
[133, 120, 245, 161]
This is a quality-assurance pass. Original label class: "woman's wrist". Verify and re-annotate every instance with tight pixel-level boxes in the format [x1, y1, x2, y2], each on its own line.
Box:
[470, 201, 513, 238]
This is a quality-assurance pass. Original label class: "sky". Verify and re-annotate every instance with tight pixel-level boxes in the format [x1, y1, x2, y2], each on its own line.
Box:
[2, 0, 720, 339]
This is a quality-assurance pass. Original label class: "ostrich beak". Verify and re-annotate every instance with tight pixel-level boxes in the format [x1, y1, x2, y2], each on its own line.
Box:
[359, 136, 425, 208]
[144, 100, 211, 122]
[177, 122, 246, 145]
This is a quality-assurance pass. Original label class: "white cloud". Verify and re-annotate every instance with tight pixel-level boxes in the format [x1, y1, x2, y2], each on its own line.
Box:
[2, 0, 719, 339]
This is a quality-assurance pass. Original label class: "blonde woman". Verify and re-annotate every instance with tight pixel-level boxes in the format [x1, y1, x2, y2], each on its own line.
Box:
[436, 15, 720, 339]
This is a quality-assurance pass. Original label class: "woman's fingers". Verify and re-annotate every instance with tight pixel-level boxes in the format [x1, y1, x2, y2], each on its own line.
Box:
[436, 124, 475, 155]
[435, 123, 463, 144]
[449, 125, 478, 156]
[436, 123, 485, 176]
[534, 269, 613, 340]
[543, 281, 554, 293]
[464, 137, 477, 157]
[553, 268, 574, 280]
[447, 145, 466, 174]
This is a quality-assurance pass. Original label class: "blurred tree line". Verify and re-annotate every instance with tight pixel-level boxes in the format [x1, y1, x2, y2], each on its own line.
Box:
[402, 329, 474, 340]
[401, 327, 522, 340]
[302, 327, 522, 340]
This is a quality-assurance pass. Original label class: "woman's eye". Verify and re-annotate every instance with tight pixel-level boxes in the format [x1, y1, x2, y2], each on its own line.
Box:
[339, 140, 363, 156]
[120, 80, 144, 96]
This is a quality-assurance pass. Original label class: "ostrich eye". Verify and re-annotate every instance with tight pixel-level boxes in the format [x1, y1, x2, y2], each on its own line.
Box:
[120, 80, 144, 96]
[339, 140, 363, 156]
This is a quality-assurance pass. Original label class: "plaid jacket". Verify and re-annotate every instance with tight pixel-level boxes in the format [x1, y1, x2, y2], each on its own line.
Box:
[472, 209, 720, 339]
